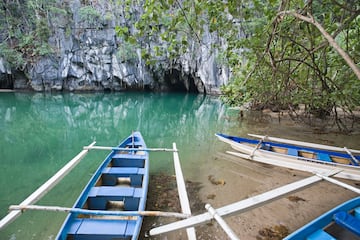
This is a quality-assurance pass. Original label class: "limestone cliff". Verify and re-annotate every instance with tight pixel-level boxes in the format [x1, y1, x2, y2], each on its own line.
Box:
[0, 0, 229, 94]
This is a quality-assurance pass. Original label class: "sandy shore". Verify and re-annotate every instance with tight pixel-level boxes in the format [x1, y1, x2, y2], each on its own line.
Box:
[195, 152, 359, 239]
[143, 150, 359, 240]
[140, 110, 360, 239]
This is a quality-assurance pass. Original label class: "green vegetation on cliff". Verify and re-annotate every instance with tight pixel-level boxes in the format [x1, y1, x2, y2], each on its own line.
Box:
[1, 0, 360, 130]
[0, 0, 62, 68]
[121, 0, 360, 131]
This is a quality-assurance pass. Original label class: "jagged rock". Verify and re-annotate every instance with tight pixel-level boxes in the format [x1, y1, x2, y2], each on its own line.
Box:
[2, 1, 230, 94]
[0, 58, 13, 89]
[30, 57, 61, 91]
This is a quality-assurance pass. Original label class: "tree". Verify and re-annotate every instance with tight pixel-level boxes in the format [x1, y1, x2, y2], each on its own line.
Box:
[121, 0, 360, 131]
[219, 0, 360, 131]
[0, 0, 58, 69]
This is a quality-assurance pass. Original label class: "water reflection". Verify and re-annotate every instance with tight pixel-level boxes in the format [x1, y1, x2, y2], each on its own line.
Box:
[1, 92, 360, 240]
[1, 92, 228, 145]
[0, 92, 233, 240]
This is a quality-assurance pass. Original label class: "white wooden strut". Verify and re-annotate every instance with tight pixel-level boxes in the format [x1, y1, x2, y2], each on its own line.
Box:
[205, 204, 239, 240]
[173, 142, 197, 240]
[148, 171, 337, 236]
[0, 141, 96, 230]
[315, 173, 360, 194]
[248, 133, 360, 154]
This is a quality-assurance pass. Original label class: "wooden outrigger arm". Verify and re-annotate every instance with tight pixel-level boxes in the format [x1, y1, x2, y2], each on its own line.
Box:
[8, 205, 190, 219]
[0, 141, 96, 230]
[172, 143, 196, 239]
[148, 170, 341, 236]
[83, 146, 177, 152]
[248, 134, 360, 154]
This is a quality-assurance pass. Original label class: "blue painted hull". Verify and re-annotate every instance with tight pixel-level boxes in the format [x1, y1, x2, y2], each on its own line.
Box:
[216, 133, 360, 167]
[216, 133, 360, 180]
[284, 197, 360, 239]
[56, 132, 149, 240]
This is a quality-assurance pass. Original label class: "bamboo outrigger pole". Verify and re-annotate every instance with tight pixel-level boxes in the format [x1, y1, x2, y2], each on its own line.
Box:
[83, 146, 177, 152]
[148, 170, 339, 236]
[8, 205, 190, 219]
[248, 134, 360, 154]
[315, 173, 360, 194]
[205, 204, 239, 240]
[172, 143, 197, 239]
[0, 141, 96, 230]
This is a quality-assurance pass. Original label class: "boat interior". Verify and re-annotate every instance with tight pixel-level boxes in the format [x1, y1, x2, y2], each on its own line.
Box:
[308, 207, 360, 240]
[65, 141, 147, 240]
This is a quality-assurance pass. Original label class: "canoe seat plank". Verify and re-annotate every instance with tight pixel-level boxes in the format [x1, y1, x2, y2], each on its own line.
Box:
[260, 143, 271, 151]
[112, 154, 146, 168]
[103, 167, 145, 175]
[287, 148, 298, 156]
[102, 167, 144, 187]
[88, 187, 143, 211]
[306, 229, 336, 240]
[333, 211, 360, 236]
[67, 218, 136, 239]
[317, 153, 332, 162]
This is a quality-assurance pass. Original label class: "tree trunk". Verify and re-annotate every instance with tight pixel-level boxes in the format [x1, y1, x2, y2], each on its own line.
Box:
[277, 11, 360, 81]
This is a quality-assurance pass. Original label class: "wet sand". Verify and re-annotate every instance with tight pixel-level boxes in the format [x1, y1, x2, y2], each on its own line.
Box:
[142, 150, 359, 240]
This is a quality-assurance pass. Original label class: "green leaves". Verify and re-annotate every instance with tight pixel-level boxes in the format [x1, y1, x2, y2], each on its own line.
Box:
[79, 6, 101, 25]
[115, 26, 129, 38]
[0, 0, 59, 68]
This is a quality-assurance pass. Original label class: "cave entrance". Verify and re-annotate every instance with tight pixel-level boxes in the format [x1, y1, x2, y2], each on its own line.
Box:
[164, 69, 198, 93]
[0, 75, 14, 89]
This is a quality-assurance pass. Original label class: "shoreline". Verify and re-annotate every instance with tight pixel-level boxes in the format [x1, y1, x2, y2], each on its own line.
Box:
[143, 151, 359, 239]
[197, 152, 359, 239]
[0, 89, 14, 92]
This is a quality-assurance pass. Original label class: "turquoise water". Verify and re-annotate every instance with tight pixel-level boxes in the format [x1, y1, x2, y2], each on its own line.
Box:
[0, 92, 234, 239]
[1, 92, 360, 240]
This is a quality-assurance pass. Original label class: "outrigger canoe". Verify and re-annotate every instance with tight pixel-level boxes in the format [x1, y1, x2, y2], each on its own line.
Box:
[285, 196, 360, 239]
[56, 131, 149, 240]
[215, 133, 360, 181]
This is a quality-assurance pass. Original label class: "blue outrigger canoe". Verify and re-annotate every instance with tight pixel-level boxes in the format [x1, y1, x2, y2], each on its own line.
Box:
[216, 133, 360, 181]
[56, 132, 149, 240]
[285, 196, 360, 240]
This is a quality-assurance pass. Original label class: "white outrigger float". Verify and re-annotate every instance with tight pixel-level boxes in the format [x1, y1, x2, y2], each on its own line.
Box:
[147, 169, 360, 239]
[215, 133, 360, 181]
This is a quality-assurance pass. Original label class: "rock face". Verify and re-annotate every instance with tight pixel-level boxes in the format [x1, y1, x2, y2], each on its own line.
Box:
[0, 1, 229, 94]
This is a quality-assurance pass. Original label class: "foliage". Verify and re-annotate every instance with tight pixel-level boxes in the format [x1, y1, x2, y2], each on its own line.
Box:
[230, 0, 360, 129]
[0, 0, 359, 130]
[116, 0, 360, 130]
[0, 0, 59, 69]
[116, 40, 139, 63]
[79, 6, 101, 25]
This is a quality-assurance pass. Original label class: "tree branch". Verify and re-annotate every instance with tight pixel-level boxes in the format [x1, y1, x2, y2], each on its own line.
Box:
[277, 10, 360, 80]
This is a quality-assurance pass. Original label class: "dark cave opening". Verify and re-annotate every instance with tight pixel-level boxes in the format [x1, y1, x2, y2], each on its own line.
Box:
[0, 75, 14, 89]
[164, 69, 198, 93]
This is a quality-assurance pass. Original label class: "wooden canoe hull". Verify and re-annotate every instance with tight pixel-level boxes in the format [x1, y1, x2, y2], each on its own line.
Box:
[216, 133, 360, 181]
[284, 196, 360, 239]
[56, 132, 149, 240]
